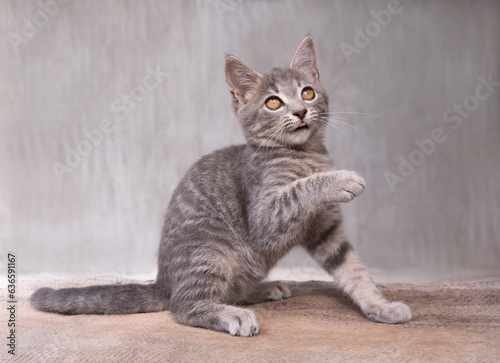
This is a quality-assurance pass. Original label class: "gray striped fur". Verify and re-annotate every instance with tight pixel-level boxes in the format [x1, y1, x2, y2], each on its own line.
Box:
[31, 37, 411, 336]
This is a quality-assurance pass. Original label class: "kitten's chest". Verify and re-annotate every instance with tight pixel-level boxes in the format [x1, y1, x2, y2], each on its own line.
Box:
[254, 148, 334, 185]
[302, 154, 333, 174]
[285, 152, 334, 179]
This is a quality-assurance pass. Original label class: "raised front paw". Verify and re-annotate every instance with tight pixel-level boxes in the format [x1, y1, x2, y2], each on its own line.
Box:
[330, 169, 366, 202]
[363, 301, 412, 324]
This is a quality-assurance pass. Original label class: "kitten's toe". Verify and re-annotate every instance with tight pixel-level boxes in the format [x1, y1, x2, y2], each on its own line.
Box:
[337, 190, 356, 203]
[276, 282, 292, 299]
[363, 301, 412, 324]
[226, 308, 259, 337]
[330, 170, 366, 202]
[261, 282, 292, 302]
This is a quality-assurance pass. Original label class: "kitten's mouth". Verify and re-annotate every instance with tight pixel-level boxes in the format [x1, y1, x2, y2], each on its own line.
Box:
[293, 122, 309, 132]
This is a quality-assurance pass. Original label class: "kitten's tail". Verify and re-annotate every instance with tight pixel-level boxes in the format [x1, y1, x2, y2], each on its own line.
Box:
[30, 283, 168, 315]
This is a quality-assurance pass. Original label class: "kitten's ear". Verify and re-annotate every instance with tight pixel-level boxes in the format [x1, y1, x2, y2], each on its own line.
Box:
[225, 56, 262, 104]
[291, 36, 319, 80]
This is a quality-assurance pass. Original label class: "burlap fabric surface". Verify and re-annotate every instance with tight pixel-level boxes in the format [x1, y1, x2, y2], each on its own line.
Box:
[3, 277, 499, 362]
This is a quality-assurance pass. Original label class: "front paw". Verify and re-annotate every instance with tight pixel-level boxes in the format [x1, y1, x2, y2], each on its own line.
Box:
[363, 301, 412, 324]
[330, 170, 366, 202]
[224, 308, 260, 337]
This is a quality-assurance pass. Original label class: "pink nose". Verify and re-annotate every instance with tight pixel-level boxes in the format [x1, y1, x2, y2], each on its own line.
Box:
[293, 109, 307, 120]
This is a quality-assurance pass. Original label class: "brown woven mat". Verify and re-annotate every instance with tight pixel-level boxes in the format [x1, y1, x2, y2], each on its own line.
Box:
[3, 277, 500, 362]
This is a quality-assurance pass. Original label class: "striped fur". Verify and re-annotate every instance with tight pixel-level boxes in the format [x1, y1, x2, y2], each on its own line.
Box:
[31, 37, 411, 336]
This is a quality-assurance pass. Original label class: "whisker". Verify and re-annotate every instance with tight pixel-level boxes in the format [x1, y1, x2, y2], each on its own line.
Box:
[330, 122, 354, 145]
[319, 111, 378, 118]
[252, 126, 282, 159]
[318, 112, 375, 127]
[265, 128, 287, 162]
[317, 113, 369, 144]
[316, 117, 343, 146]
[328, 118, 369, 143]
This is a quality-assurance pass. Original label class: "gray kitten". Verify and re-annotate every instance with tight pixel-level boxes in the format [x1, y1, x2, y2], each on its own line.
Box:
[31, 37, 411, 337]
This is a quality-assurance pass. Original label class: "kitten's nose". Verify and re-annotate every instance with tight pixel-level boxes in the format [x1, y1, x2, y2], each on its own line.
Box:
[293, 109, 307, 120]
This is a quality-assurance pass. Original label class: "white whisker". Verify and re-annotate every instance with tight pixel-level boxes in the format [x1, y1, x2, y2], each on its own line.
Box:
[252, 126, 282, 159]
[328, 117, 368, 143]
[316, 117, 343, 146]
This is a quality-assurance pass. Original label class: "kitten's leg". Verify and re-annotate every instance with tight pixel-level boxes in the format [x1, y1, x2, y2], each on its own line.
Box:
[168, 245, 260, 337]
[254, 169, 365, 251]
[177, 281, 292, 333]
[238, 281, 292, 305]
[305, 226, 412, 324]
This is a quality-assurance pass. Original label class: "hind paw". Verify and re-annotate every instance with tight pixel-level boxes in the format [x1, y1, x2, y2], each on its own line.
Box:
[258, 282, 292, 302]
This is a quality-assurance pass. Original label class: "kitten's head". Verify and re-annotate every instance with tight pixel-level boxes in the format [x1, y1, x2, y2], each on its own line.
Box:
[225, 36, 328, 149]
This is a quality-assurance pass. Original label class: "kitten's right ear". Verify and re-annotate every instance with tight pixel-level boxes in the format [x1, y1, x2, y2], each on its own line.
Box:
[291, 36, 319, 80]
[225, 56, 262, 104]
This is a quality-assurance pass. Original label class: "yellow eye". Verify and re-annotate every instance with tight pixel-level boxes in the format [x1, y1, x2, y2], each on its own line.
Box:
[265, 97, 282, 110]
[301, 87, 315, 101]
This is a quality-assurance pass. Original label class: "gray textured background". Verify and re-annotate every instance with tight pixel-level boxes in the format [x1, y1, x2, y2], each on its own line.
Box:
[1, 0, 499, 280]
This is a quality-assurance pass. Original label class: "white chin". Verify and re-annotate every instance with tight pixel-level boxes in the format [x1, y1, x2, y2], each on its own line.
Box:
[287, 129, 310, 145]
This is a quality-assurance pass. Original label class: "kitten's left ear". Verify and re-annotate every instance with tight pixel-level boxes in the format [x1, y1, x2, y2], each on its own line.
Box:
[291, 36, 319, 80]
